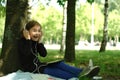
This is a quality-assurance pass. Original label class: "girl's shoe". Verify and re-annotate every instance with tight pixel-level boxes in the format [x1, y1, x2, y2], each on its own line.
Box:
[80, 66, 100, 78]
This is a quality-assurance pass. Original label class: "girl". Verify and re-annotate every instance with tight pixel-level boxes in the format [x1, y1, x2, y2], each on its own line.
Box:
[17, 20, 100, 80]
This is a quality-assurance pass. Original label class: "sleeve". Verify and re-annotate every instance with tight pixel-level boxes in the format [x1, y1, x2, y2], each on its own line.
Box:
[37, 43, 47, 57]
[18, 39, 32, 56]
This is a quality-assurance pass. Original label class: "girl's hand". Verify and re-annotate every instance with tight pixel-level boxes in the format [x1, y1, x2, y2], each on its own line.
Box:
[38, 31, 42, 43]
[23, 29, 31, 40]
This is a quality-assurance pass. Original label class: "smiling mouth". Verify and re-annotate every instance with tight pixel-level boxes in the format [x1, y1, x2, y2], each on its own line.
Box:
[33, 36, 39, 39]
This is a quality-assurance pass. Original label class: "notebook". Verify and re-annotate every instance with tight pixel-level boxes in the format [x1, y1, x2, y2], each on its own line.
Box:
[46, 59, 64, 65]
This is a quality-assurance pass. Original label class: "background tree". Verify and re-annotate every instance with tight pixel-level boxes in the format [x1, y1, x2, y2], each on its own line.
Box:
[108, 10, 120, 45]
[0, 0, 5, 43]
[99, 0, 108, 52]
[31, 3, 63, 44]
[59, 1, 67, 53]
[64, 0, 76, 62]
[0, 0, 29, 75]
[76, 3, 104, 43]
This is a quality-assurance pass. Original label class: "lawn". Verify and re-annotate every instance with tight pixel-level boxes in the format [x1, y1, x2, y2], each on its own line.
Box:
[40, 50, 120, 80]
[0, 48, 120, 79]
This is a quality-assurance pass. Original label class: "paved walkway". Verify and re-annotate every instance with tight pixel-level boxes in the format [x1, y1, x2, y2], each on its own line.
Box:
[0, 43, 119, 50]
[44, 44, 120, 50]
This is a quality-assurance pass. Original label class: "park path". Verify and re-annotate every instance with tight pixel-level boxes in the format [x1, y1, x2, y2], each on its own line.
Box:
[44, 44, 120, 50]
[0, 43, 120, 50]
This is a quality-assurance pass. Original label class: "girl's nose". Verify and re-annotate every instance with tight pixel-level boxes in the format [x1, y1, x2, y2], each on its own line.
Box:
[36, 32, 41, 35]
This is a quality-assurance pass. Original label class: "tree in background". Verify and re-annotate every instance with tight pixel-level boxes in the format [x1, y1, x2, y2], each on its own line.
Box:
[64, 0, 76, 62]
[31, 2, 63, 44]
[0, 0, 29, 75]
[76, 3, 104, 43]
[108, 10, 120, 44]
[99, 0, 109, 52]
[0, 0, 6, 17]
[87, 0, 94, 4]
[58, 0, 67, 53]
[87, 0, 95, 44]
[0, 0, 5, 42]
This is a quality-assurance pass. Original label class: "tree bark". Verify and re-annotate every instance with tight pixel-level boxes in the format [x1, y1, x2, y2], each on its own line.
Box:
[64, 0, 76, 62]
[99, 0, 108, 52]
[0, 0, 29, 76]
[60, 1, 67, 53]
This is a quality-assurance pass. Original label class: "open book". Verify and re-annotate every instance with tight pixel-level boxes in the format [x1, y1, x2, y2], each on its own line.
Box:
[46, 59, 64, 65]
[32, 59, 64, 73]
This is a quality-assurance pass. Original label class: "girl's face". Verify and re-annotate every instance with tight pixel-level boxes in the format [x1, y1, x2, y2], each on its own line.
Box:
[29, 25, 42, 41]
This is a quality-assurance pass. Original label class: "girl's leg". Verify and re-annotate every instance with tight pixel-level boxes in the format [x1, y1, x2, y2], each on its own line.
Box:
[49, 61, 83, 76]
[43, 66, 77, 79]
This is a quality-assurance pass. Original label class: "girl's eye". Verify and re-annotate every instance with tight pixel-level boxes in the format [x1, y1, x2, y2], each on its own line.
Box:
[38, 30, 41, 32]
[32, 29, 37, 32]
[32, 29, 41, 32]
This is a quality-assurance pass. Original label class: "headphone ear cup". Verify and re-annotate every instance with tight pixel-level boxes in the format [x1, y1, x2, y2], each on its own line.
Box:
[24, 23, 27, 30]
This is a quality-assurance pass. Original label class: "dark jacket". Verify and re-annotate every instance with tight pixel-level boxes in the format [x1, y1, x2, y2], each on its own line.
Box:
[17, 38, 47, 73]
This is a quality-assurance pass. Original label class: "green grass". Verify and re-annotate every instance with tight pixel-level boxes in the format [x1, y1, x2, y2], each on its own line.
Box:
[75, 50, 120, 79]
[40, 50, 120, 79]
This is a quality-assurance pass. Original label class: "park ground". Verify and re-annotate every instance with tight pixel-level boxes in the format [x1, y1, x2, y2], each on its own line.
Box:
[0, 43, 120, 80]
[41, 46, 120, 80]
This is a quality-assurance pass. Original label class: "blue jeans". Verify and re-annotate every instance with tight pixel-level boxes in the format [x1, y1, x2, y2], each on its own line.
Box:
[43, 61, 82, 79]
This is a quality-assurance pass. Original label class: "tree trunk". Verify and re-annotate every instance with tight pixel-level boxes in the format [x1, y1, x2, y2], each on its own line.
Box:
[64, 0, 76, 62]
[99, 0, 108, 52]
[60, 1, 67, 53]
[0, 0, 29, 76]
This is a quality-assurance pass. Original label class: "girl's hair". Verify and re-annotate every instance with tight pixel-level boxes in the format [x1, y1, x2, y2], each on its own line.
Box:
[25, 20, 42, 30]
[20, 20, 42, 38]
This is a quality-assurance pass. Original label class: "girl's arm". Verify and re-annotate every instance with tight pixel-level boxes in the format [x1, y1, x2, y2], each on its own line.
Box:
[37, 43, 47, 57]
[18, 39, 32, 56]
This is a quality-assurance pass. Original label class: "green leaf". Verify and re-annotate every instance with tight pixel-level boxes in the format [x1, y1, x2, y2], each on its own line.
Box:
[57, 0, 66, 7]
[87, 0, 94, 4]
